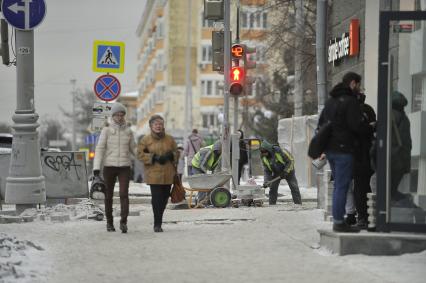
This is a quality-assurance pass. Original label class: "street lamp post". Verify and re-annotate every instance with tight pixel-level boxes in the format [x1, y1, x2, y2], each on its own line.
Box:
[5, 29, 46, 211]
[70, 79, 76, 151]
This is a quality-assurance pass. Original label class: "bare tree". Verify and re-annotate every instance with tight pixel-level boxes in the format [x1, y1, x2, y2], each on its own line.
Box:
[60, 88, 96, 148]
[243, 0, 318, 141]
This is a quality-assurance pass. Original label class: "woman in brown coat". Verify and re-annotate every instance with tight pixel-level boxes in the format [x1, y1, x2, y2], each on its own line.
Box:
[137, 115, 177, 232]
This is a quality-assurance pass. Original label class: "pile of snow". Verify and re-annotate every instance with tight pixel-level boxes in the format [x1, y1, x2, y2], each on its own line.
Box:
[20, 199, 104, 221]
[0, 233, 44, 281]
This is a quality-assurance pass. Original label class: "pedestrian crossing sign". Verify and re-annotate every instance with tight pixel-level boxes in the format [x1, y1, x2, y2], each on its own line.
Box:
[92, 40, 125, 73]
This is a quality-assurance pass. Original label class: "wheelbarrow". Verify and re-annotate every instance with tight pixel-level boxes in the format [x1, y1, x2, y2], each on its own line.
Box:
[184, 172, 232, 208]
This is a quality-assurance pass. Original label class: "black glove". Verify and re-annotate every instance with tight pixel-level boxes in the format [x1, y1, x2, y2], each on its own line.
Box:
[262, 182, 269, 188]
[93, 170, 100, 177]
[152, 154, 167, 165]
[280, 171, 288, 179]
[164, 151, 174, 162]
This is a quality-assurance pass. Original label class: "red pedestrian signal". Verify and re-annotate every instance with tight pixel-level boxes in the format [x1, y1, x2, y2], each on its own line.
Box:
[230, 66, 244, 95]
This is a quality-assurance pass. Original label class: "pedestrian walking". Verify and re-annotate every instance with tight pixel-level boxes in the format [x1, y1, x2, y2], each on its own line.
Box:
[184, 129, 203, 175]
[318, 72, 372, 232]
[260, 140, 302, 205]
[93, 102, 136, 233]
[137, 115, 177, 232]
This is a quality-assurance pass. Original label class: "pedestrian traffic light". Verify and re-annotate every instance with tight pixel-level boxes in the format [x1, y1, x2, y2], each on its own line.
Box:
[229, 66, 244, 95]
[212, 31, 224, 72]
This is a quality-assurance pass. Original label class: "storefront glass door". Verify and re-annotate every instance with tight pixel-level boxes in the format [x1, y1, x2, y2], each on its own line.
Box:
[377, 11, 426, 232]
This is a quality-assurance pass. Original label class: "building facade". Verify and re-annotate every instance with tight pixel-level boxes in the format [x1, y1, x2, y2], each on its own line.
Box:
[135, 0, 270, 141]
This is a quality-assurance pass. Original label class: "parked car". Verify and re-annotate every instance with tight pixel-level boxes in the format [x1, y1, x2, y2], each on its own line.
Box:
[0, 133, 12, 154]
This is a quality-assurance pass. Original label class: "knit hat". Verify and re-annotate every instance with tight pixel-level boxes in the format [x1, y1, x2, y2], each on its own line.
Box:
[111, 102, 126, 116]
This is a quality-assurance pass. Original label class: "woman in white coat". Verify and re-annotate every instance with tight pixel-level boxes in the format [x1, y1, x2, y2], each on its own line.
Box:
[93, 102, 136, 233]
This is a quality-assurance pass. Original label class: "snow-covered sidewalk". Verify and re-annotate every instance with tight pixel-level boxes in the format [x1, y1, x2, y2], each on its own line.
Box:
[1, 203, 426, 283]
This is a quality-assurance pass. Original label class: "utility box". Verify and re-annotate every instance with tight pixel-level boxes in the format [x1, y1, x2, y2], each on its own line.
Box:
[204, 0, 224, 21]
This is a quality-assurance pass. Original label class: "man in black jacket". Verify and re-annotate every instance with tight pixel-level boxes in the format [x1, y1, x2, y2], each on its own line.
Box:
[318, 72, 372, 232]
[353, 92, 376, 228]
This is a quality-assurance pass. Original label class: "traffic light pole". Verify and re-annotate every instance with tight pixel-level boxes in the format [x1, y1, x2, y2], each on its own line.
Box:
[5, 29, 46, 211]
[221, 0, 231, 174]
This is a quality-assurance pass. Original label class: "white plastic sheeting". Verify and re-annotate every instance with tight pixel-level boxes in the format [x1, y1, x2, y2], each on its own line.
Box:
[277, 115, 319, 188]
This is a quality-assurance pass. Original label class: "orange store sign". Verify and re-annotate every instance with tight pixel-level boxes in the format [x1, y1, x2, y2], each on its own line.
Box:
[328, 19, 360, 65]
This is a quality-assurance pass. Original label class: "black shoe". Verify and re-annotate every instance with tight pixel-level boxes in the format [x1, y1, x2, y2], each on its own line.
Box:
[333, 222, 360, 233]
[345, 213, 357, 226]
[357, 218, 368, 230]
[153, 226, 163, 233]
[106, 223, 116, 232]
[120, 222, 128, 233]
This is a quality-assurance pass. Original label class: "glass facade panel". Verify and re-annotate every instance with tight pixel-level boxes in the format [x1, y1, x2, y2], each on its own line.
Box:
[387, 19, 426, 224]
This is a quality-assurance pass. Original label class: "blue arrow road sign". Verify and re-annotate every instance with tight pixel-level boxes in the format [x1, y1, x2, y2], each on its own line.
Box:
[93, 74, 121, 102]
[1, 0, 46, 30]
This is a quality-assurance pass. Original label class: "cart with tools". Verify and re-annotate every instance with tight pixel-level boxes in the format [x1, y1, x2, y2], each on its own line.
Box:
[184, 172, 232, 208]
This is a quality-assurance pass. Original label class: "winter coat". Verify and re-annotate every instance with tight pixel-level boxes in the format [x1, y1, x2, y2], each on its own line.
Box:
[318, 83, 371, 154]
[93, 121, 136, 170]
[354, 94, 377, 174]
[391, 91, 411, 174]
[137, 132, 177, 185]
[260, 141, 294, 179]
[184, 133, 203, 164]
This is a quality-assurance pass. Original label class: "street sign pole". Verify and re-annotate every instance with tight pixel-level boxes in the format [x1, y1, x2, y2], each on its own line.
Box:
[221, 0, 231, 175]
[5, 29, 46, 210]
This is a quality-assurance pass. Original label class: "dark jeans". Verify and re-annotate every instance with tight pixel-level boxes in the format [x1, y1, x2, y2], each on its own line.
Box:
[353, 166, 373, 221]
[268, 170, 302, 205]
[103, 166, 131, 225]
[326, 152, 353, 224]
[150, 185, 171, 227]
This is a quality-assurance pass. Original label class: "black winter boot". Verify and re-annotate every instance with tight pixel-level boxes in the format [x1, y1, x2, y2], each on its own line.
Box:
[106, 223, 116, 232]
[345, 213, 357, 226]
[120, 222, 128, 233]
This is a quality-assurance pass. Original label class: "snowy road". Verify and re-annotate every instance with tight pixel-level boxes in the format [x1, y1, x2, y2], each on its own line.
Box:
[1, 203, 426, 283]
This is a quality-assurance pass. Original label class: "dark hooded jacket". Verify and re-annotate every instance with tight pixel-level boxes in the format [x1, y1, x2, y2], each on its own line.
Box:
[318, 83, 369, 154]
[391, 91, 411, 173]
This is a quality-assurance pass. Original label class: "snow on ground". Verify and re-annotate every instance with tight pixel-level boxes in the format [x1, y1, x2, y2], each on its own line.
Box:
[1, 202, 426, 283]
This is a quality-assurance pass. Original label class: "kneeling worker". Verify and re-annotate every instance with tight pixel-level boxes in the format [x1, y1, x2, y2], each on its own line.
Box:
[191, 140, 222, 202]
[260, 140, 302, 205]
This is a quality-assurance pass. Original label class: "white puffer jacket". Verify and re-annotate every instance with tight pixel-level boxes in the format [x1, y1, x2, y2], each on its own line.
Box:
[93, 121, 136, 170]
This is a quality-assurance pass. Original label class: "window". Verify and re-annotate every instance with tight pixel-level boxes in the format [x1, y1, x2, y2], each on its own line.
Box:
[202, 114, 208, 128]
[201, 113, 218, 129]
[241, 12, 248, 28]
[157, 19, 164, 38]
[242, 10, 268, 29]
[262, 13, 268, 28]
[201, 79, 223, 96]
[202, 45, 212, 62]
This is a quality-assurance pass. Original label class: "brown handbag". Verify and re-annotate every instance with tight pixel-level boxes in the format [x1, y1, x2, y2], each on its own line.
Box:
[170, 174, 186, 203]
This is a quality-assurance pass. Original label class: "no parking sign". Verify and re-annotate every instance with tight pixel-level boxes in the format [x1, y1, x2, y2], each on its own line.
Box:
[93, 74, 121, 101]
